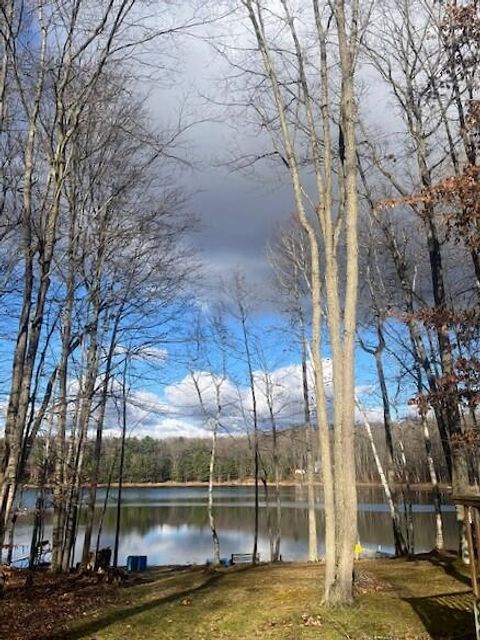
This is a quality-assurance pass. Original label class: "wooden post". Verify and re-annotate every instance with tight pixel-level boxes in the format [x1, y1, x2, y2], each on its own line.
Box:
[454, 496, 480, 640]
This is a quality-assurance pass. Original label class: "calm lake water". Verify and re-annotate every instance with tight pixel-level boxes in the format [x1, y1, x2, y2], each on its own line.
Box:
[9, 486, 458, 566]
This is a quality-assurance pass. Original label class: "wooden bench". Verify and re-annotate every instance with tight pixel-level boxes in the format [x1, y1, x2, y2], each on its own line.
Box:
[230, 553, 260, 565]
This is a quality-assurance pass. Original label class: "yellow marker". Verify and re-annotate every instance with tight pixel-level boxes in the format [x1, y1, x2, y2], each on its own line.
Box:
[354, 542, 363, 560]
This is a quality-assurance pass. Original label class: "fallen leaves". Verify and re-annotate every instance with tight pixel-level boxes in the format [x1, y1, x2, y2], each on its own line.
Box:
[354, 569, 392, 595]
[301, 612, 323, 627]
[0, 568, 120, 640]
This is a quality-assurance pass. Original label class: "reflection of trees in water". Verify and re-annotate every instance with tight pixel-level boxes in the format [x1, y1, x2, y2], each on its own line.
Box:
[358, 509, 456, 551]
[86, 501, 457, 552]
[18, 487, 457, 555]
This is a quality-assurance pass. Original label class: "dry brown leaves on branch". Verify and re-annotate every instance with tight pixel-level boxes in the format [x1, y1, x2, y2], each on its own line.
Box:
[441, 1, 480, 54]
[451, 429, 480, 448]
[409, 355, 480, 415]
[401, 306, 480, 331]
[377, 165, 480, 248]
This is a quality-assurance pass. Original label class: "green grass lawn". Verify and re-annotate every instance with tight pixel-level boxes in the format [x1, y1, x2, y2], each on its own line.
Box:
[64, 555, 475, 640]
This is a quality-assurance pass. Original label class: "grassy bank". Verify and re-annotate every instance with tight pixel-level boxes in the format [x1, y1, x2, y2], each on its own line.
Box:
[3, 555, 475, 640]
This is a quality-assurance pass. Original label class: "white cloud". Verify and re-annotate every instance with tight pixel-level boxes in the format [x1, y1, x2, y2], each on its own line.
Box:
[111, 358, 385, 440]
[0, 358, 388, 440]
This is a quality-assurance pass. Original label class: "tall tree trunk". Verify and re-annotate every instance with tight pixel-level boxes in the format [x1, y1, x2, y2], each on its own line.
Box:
[397, 437, 414, 555]
[95, 452, 117, 562]
[408, 333, 445, 551]
[236, 292, 260, 565]
[61, 441, 86, 572]
[301, 327, 317, 562]
[208, 419, 221, 565]
[0, 12, 48, 543]
[330, 0, 359, 604]
[359, 310, 408, 556]
[422, 416, 444, 550]
[82, 305, 123, 567]
[263, 370, 282, 563]
[242, 0, 358, 603]
[357, 401, 406, 555]
[260, 472, 274, 562]
[272, 422, 282, 562]
[113, 358, 128, 569]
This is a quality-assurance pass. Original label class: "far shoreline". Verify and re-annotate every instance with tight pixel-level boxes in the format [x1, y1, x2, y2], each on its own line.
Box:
[93, 480, 453, 491]
[21, 480, 452, 491]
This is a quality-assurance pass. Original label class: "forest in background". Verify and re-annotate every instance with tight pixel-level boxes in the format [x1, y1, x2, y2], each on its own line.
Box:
[7, 421, 450, 487]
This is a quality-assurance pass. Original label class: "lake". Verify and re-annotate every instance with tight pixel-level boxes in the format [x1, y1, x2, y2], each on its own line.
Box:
[7, 485, 458, 566]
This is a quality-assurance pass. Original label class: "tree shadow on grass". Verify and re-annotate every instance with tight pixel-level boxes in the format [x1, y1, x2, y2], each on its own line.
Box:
[404, 590, 476, 639]
[423, 552, 472, 589]
[48, 565, 260, 640]
[51, 571, 222, 640]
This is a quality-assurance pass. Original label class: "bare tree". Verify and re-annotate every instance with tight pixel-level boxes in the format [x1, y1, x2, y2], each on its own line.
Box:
[0, 0, 154, 545]
[268, 221, 318, 562]
[229, 272, 261, 564]
[0, 0, 208, 554]
[363, 0, 473, 512]
[234, 0, 362, 602]
[188, 313, 230, 565]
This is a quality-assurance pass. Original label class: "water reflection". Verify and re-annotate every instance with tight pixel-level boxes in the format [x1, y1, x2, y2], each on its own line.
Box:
[11, 486, 457, 566]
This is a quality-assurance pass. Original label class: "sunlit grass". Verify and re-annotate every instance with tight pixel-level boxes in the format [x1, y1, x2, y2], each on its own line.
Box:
[68, 557, 475, 639]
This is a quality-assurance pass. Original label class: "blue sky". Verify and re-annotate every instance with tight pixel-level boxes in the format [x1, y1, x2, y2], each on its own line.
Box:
[92, 310, 414, 440]
[0, 3, 420, 441]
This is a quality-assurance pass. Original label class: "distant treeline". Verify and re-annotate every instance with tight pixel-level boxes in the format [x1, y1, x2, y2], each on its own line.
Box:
[7, 420, 451, 487]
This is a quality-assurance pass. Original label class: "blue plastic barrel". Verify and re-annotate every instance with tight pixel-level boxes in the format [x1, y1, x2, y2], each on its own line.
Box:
[127, 555, 147, 572]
